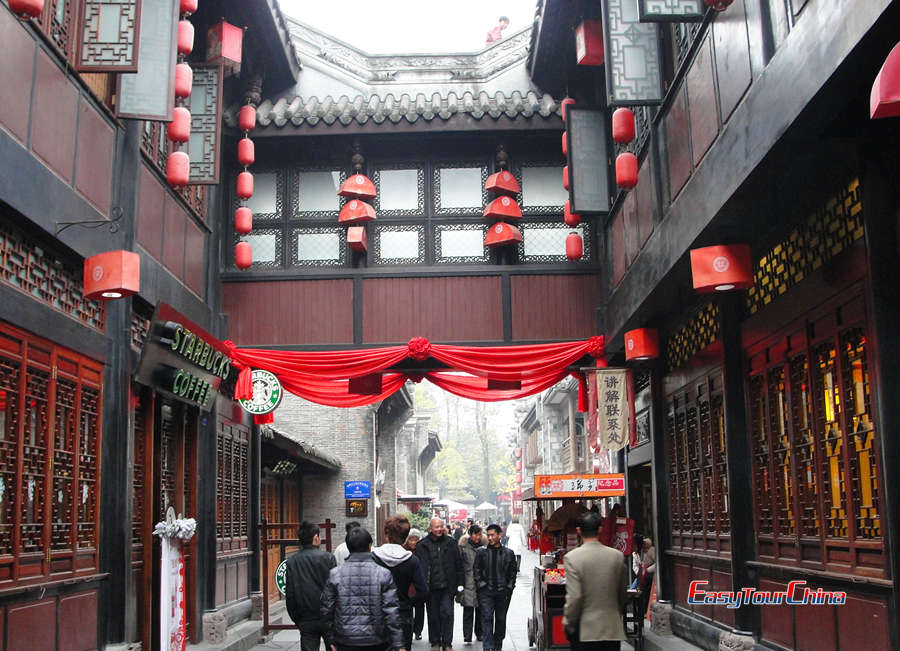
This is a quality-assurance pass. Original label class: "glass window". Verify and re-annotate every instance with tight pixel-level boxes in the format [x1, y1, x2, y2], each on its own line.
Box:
[378, 169, 420, 212]
[296, 231, 341, 262]
[245, 173, 278, 216]
[380, 230, 419, 259]
[440, 228, 484, 258]
[438, 167, 483, 209]
[297, 171, 341, 213]
[521, 166, 569, 208]
[523, 226, 581, 257]
[240, 232, 280, 264]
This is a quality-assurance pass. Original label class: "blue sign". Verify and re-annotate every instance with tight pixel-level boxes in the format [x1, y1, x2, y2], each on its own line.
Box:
[345, 481, 371, 499]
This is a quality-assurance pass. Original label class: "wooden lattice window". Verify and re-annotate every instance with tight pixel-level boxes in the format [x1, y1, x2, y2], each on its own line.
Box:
[0, 320, 102, 586]
[746, 290, 883, 575]
[665, 302, 720, 372]
[140, 122, 208, 219]
[666, 372, 728, 554]
[217, 415, 249, 553]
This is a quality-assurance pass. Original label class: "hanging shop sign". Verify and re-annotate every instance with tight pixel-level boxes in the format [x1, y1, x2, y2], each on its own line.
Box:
[134, 302, 235, 411]
[566, 108, 611, 214]
[345, 481, 371, 499]
[237, 370, 283, 415]
[346, 499, 368, 517]
[596, 368, 631, 451]
[117, 0, 179, 120]
[533, 473, 626, 498]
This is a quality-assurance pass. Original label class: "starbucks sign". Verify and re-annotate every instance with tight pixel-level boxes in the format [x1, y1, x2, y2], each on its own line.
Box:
[275, 559, 288, 595]
[238, 370, 284, 415]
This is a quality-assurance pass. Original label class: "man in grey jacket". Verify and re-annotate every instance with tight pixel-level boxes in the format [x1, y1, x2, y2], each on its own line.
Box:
[321, 527, 404, 651]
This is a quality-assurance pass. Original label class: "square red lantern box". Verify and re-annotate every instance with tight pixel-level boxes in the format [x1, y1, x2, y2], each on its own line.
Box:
[690, 244, 754, 292]
[347, 226, 368, 252]
[83, 250, 140, 300]
[624, 328, 659, 362]
[206, 21, 243, 76]
[575, 19, 604, 66]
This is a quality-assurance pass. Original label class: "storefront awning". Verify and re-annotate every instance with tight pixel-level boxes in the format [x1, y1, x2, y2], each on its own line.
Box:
[261, 426, 341, 472]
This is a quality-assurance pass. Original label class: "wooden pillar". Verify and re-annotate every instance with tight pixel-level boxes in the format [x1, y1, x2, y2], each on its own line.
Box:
[249, 423, 262, 593]
[649, 361, 674, 601]
[719, 293, 758, 634]
[195, 407, 218, 617]
[861, 148, 900, 644]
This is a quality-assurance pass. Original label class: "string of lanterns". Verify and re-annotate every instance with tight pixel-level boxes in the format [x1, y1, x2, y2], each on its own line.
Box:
[165, 0, 197, 189]
[483, 159, 523, 249]
[560, 98, 583, 261]
[234, 102, 257, 269]
[337, 146, 377, 254]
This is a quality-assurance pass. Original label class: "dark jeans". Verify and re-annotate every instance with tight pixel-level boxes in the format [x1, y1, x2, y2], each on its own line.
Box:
[573, 642, 620, 651]
[335, 646, 388, 651]
[463, 604, 483, 641]
[479, 589, 510, 651]
[400, 605, 414, 651]
[426, 589, 455, 645]
[413, 602, 425, 637]
[299, 621, 327, 651]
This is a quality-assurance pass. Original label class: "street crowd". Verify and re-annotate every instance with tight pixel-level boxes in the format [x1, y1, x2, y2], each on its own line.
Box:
[283, 511, 654, 651]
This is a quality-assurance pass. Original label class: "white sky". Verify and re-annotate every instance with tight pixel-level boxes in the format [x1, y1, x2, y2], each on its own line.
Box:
[279, 1, 536, 54]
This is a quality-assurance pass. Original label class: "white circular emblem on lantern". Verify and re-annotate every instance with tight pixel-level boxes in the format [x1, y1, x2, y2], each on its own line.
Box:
[627, 338, 634, 351]
[92, 266, 104, 281]
[355, 176, 364, 184]
[502, 197, 510, 206]
[350, 200, 358, 209]
[238, 369, 284, 415]
[502, 172, 510, 180]
[495, 224, 503, 233]
[712, 256, 730, 272]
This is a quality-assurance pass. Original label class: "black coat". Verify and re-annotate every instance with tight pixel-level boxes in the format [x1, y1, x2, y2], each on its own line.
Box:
[320, 552, 403, 648]
[285, 545, 336, 625]
[415, 533, 464, 592]
[473, 544, 517, 593]
[373, 549, 429, 611]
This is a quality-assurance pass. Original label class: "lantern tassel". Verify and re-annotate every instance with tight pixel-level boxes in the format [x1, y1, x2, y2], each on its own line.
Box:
[234, 366, 254, 400]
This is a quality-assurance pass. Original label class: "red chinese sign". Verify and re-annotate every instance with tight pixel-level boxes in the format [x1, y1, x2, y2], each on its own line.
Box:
[534, 473, 626, 498]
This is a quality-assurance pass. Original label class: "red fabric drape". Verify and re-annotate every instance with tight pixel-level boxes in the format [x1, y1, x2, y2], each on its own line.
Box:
[226, 337, 605, 409]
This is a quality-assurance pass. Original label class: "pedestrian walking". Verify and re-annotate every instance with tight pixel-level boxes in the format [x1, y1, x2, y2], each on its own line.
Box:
[321, 527, 405, 651]
[285, 521, 337, 651]
[458, 525, 484, 644]
[333, 521, 361, 567]
[562, 512, 628, 651]
[473, 524, 517, 651]
[404, 528, 426, 641]
[373, 515, 428, 651]
[631, 536, 656, 617]
[415, 517, 464, 651]
[504, 518, 526, 571]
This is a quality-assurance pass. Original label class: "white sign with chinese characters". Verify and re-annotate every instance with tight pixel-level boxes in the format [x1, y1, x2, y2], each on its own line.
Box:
[597, 369, 630, 452]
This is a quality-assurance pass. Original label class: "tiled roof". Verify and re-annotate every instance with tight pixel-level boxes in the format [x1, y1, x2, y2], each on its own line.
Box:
[224, 90, 561, 129]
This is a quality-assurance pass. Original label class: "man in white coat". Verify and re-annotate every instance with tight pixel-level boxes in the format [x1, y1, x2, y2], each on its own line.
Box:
[505, 519, 526, 571]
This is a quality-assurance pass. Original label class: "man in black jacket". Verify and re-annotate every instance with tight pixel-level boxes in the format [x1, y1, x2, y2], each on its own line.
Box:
[373, 515, 428, 651]
[321, 527, 404, 651]
[473, 524, 517, 651]
[415, 517, 464, 651]
[285, 520, 337, 651]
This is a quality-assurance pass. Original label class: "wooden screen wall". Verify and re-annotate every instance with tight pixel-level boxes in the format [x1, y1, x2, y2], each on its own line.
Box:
[215, 408, 250, 607]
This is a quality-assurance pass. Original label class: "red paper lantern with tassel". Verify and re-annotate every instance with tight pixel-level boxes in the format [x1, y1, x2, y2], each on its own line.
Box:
[177, 20, 194, 56]
[179, 0, 197, 13]
[237, 171, 253, 199]
[174, 63, 193, 98]
[870, 41, 900, 119]
[566, 232, 583, 260]
[9, 0, 43, 19]
[564, 200, 581, 227]
[235, 241, 252, 269]
[237, 138, 255, 166]
[563, 165, 570, 191]
[561, 131, 568, 156]
[235, 207, 252, 234]
[561, 97, 576, 122]
[612, 108, 636, 143]
[615, 153, 638, 190]
[167, 106, 191, 143]
[238, 105, 256, 132]
[166, 151, 190, 187]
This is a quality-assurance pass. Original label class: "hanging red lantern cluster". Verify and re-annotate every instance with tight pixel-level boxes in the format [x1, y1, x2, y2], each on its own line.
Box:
[560, 99, 583, 261]
[9, 0, 43, 19]
[613, 108, 638, 190]
[337, 147, 377, 252]
[483, 168, 522, 248]
[166, 2, 197, 189]
[234, 103, 256, 269]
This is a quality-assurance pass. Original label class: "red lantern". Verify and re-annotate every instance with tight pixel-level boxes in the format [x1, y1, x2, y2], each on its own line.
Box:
[561, 131, 568, 156]
[235, 241, 252, 269]
[83, 250, 140, 300]
[237, 171, 253, 199]
[484, 170, 520, 196]
[624, 328, 660, 361]
[705, 0, 734, 9]
[238, 105, 256, 132]
[483, 195, 522, 221]
[575, 19, 604, 66]
[516, 460, 522, 472]
[338, 174, 377, 201]
[563, 200, 581, 227]
[516, 472, 523, 484]
[235, 207, 252, 234]
[174, 63, 193, 99]
[347, 226, 368, 252]
[484, 222, 523, 247]
[561, 97, 576, 122]
[566, 232, 583, 260]
[177, 20, 195, 56]
[166, 151, 190, 187]
[689, 244, 754, 292]
[206, 20, 243, 76]
[9, 0, 43, 19]
[515, 447, 522, 459]
[563, 165, 569, 191]
[612, 108, 636, 143]
[339, 199, 376, 224]
[615, 153, 638, 189]
[167, 106, 191, 143]
[870, 41, 900, 119]
[179, 0, 197, 13]
[237, 138, 255, 166]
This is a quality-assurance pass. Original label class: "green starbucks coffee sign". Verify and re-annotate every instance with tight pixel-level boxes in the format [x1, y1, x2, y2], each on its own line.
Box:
[238, 370, 283, 415]
[275, 559, 288, 595]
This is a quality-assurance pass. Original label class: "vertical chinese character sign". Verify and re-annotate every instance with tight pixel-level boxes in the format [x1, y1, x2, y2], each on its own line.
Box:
[154, 509, 197, 651]
[596, 369, 630, 452]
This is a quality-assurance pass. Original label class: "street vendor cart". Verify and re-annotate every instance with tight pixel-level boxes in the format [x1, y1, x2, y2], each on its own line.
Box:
[523, 474, 644, 651]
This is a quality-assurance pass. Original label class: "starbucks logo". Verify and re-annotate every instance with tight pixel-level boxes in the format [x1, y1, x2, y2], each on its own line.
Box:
[274, 559, 288, 595]
[238, 369, 283, 415]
